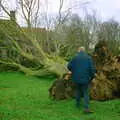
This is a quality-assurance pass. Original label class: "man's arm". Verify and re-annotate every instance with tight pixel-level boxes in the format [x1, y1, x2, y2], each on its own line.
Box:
[67, 61, 72, 71]
[67, 57, 74, 71]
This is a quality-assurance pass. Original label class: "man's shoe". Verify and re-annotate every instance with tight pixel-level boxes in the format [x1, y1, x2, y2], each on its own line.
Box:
[84, 109, 94, 114]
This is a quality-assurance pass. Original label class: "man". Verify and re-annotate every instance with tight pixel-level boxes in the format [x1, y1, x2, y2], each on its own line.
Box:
[67, 46, 96, 113]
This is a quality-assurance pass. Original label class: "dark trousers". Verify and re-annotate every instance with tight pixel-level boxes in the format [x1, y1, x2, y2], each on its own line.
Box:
[75, 84, 89, 109]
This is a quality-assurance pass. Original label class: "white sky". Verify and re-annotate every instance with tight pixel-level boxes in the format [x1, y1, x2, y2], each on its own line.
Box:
[90, 0, 120, 21]
[5, 0, 120, 23]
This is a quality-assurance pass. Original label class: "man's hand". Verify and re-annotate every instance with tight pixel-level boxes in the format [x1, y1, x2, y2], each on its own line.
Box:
[67, 71, 72, 75]
[64, 71, 72, 80]
[91, 78, 96, 84]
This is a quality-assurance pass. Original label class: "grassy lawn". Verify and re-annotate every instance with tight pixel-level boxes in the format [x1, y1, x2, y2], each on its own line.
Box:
[0, 72, 120, 120]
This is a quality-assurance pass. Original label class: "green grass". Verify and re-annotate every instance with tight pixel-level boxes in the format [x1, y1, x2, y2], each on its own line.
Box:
[0, 72, 120, 120]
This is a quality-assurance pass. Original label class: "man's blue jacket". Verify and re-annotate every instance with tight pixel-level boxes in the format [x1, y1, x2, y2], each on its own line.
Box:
[67, 51, 96, 84]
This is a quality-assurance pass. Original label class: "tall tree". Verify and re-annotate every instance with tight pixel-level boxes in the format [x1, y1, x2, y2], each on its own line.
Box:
[97, 19, 120, 55]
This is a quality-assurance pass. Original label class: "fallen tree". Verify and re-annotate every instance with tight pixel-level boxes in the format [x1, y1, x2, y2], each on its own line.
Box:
[49, 40, 120, 100]
[0, 0, 69, 77]
[0, 20, 68, 77]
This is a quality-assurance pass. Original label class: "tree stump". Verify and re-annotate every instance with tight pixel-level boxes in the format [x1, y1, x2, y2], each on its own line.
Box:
[49, 78, 76, 100]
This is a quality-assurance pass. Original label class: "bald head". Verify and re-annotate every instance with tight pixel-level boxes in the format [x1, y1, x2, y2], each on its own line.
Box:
[78, 46, 85, 52]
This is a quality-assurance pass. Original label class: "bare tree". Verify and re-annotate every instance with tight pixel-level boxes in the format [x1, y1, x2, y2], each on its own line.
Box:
[97, 19, 120, 55]
[0, 0, 10, 17]
[17, 0, 40, 28]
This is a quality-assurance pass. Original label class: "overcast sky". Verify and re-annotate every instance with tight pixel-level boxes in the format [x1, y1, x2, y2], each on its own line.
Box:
[7, 0, 120, 23]
[90, 0, 120, 22]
